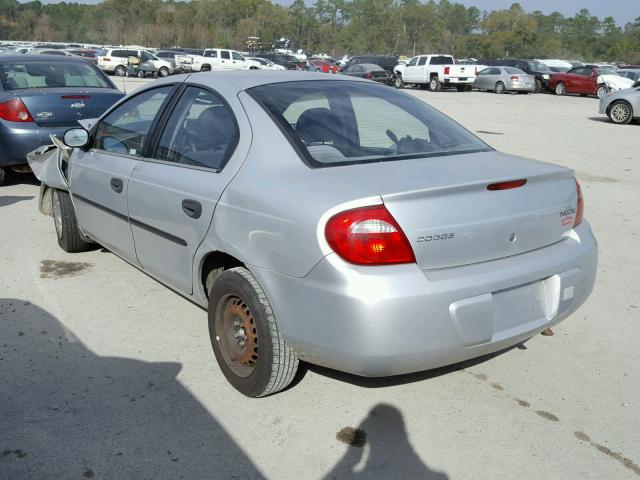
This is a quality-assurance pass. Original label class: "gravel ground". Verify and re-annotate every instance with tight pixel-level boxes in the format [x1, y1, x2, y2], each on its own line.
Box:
[1, 80, 639, 480]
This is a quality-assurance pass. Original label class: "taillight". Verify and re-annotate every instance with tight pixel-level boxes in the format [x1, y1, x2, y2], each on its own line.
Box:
[487, 179, 527, 190]
[574, 180, 584, 227]
[103, 57, 111, 61]
[0, 98, 33, 122]
[444, 66, 450, 75]
[366, 72, 374, 78]
[510, 75, 519, 80]
[325, 205, 415, 265]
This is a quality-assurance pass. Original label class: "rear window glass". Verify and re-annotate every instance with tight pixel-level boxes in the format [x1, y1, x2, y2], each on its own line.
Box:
[505, 67, 526, 74]
[0, 61, 110, 90]
[249, 81, 490, 167]
[430, 56, 454, 65]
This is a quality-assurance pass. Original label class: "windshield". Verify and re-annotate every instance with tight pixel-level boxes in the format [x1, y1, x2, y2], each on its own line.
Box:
[527, 60, 552, 72]
[597, 67, 618, 75]
[0, 61, 110, 90]
[249, 81, 490, 168]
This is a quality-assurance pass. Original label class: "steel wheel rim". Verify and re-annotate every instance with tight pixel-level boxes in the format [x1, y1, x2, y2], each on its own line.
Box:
[611, 103, 630, 123]
[215, 294, 258, 378]
[52, 192, 63, 240]
[430, 79, 437, 90]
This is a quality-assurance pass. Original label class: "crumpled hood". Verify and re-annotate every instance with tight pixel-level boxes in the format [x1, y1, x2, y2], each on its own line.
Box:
[598, 74, 635, 90]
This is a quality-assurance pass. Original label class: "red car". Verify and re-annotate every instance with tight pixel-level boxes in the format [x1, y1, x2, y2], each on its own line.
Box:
[549, 66, 617, 99]
[308, 59, 339, 74]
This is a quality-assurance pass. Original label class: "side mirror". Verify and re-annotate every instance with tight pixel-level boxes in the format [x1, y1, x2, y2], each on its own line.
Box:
[63, 128, 89, 148]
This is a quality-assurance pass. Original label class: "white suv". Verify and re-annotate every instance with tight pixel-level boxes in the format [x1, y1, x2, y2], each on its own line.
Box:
[97, 48, 173, 77]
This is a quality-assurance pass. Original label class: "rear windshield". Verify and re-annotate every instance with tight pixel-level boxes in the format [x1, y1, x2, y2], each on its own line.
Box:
[249, 80, 490, 168]
[505, 67, 526, 74]
[0, 61, 110, 90]
[430, 56, 454, 65]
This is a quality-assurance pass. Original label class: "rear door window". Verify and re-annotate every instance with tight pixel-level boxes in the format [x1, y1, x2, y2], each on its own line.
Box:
[153, 87, 238, 170]
[221, 51, 230, 60]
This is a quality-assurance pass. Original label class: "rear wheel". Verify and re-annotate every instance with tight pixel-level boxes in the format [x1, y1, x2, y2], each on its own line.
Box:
[52, 189, 92, 253]
[394, 75, 404, 89]
[158, 67, 169, 77]
[495, 82, 506, 94]
[429, 76, 441, 92]
[208, 267, 299, 397]
[596, 84, 609, 99]
[555, 82, 566, 96]
[607, 100, 633, 124]
[114, 65, 126, 77]
[137, 70, 145, 78]
[201, 65, 211, 72]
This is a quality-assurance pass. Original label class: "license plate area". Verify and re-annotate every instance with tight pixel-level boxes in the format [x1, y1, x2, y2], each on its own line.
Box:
[492, 280, 547, 340]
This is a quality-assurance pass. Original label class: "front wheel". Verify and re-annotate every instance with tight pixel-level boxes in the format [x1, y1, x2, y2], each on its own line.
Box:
[114, 65, 126, 77]
[596, 84, 609, 99]
[495, 82, 506, 94]
[158, 67, 169, 77]
[200, 65, 211, 72]
[52, 189, 92, 253]
[608, 100, 633, 124]
[555, 82, 566, 96]
[394, 75, 404, 89]
[429, 76, 441, 92]
[208, 267, 299, 397]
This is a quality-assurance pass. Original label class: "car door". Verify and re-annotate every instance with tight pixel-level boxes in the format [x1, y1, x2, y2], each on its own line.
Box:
[403, 56, 420, 82]
[69, 85, 174, 264]
[126, 85, 245, 294]
[231, 51, 247, 70]
[474, 68, 491, 90]
[219, 50, 232, 70]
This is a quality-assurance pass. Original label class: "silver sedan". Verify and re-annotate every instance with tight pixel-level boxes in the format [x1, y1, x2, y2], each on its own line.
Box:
[474, 66, 536, 93]
[599, 84, 640, 124]
[29, 72, 597, 397]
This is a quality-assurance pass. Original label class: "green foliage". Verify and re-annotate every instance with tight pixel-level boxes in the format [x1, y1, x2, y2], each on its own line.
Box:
[0, 0, 637, 62]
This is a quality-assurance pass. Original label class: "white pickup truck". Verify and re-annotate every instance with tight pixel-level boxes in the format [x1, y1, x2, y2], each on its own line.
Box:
[393, 54, 477, 91]
[175, 48, 259, 72]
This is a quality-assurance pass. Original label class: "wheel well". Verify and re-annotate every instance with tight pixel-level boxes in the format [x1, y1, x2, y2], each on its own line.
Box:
[201, 251, 244, 297]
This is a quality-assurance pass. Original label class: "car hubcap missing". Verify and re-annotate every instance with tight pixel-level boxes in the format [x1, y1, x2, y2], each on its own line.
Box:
[53, 193, 62, 240]
[611, 104, 629, 123]
[216, 295, 258, 377]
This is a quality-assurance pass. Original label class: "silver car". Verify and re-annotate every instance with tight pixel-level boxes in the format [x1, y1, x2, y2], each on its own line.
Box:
[29, 72, 597, 397]
[599, 84, 640, 124]
[474, 67, 536, 93]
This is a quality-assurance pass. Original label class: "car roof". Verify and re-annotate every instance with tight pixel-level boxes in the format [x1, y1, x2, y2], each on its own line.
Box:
[0, 54, 89, 62]
[155, 70, 370, 92]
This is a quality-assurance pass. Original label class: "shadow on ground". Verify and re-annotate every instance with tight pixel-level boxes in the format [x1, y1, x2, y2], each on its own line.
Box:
[0, 298, 265, 479]
[0, 299, 448, 479]
[1, 171, 39, 186]
[0, 196, 33, 208]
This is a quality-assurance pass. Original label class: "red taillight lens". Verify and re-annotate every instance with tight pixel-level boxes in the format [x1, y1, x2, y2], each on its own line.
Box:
[574, 180, 584, 227]
[0, 98, 33, 122]
[366, 72, 374, 78]
[103, 57, 111, 61]
[444, 66, 450, 75]
[510, 75, 519, 80]
[487, 179, 527, 190]
[325, 205, 415, 265]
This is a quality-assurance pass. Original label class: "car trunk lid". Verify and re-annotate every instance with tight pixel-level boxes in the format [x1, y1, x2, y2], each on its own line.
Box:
[16, 88, 123, 127]
[323, 151, 578, 270]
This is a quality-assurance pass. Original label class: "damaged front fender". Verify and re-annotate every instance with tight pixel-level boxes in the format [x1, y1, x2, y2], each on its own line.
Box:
[27, 135, 72, 216]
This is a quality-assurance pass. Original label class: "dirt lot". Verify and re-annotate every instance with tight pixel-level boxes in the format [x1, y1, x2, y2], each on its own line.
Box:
[1, 80, 639, 480]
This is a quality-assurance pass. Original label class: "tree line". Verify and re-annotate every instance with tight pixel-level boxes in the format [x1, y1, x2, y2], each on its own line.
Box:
[1, 0, 639, 63]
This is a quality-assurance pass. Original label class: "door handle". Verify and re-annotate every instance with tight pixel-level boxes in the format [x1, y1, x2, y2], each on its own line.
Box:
[110, 177, 123, 193]
[182, 199, 202, 219]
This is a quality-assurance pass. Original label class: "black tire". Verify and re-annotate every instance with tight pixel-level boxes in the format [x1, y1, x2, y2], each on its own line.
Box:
[158, 67, 169, 77]
[596, 84, 609, 99]
[534, 79, 542, 93]
[456, 85, 465, 92]
[394, 75, 404, 89]
[607, 100, 633, 124]
[52, 189, 92, 253]
[208, 267, 299, 397]
[419, 83, 428, 90]
[429, 76, 441, 92]
[495, 82, 506, 94]
[201, 65, 211, 72]
[137, 70, 145, 78]
[114, 65, 126, 77]
[555, 82, 566, 96]
[0, 167, 6, 186]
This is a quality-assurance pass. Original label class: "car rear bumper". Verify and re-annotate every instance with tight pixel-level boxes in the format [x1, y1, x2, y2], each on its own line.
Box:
[506, 81, 536, 92]
[444, 77, 476, 84]
[0, 121, 70, 167]
[252, 221, 597, 377]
